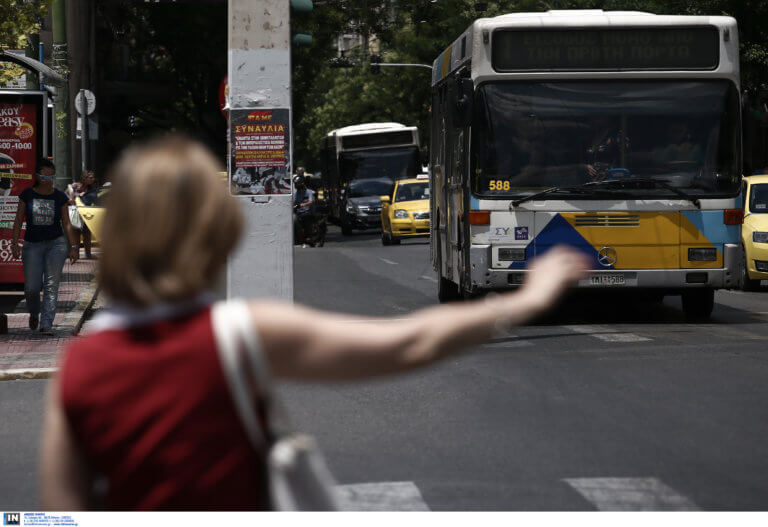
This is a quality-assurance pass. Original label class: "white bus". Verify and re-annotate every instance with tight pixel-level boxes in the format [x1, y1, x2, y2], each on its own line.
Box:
[430, 10, 743, 320]
[321, 122, 420, 234]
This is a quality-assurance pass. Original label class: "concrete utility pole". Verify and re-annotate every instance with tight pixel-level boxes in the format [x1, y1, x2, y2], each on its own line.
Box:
[52, 0, 70, 188]
[227, 1, 294, 300]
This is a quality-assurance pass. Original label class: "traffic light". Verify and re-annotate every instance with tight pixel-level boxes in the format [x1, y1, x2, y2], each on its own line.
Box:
[370, 55, 381, 74]
[291, 0, 313, 47]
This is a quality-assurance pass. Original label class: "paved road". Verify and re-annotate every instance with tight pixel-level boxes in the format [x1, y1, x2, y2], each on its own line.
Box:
[2, 225, 768, 510]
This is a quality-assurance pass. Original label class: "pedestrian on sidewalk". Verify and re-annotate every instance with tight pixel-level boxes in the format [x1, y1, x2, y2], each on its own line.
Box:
[40, 136, 589, 510]
[11, 159, 80, 335]
[66, 170, 98, 259]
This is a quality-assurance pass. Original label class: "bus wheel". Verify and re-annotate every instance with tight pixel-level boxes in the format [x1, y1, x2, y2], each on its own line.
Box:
[438, 276, 461, 303]
[681, 289, 714, 321]
[741, 247, 761, 291]
[381, 231, 391, 246]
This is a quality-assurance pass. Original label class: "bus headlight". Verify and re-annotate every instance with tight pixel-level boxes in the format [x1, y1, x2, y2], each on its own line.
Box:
[498, 248, 526, 261]
[688, 248, 717, 261]
[394, 209, 409, 219]
[753, 232, 768, 244]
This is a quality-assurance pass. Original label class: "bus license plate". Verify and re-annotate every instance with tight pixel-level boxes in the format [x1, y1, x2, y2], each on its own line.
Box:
[590, 274, 626, 286]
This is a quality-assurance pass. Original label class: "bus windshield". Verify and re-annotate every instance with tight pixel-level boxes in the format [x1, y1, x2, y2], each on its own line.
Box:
[340, 146, 419, 183]
[471, 80, 741, 198]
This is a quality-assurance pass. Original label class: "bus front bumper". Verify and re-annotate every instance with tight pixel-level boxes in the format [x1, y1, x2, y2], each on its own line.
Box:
[468, 244, 739, 291]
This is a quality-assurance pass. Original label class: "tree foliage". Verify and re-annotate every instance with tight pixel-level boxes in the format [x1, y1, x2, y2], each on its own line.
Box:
[0, 0, 51, 86]
[292, 0, 768, 169]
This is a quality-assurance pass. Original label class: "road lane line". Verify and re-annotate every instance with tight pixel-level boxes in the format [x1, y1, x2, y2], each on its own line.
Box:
[420, 275, 438, 282]
[379, 257, 398, 265]
[563, 477, 699, 511]
[335, 481, 430, 511]
[565, 325, 651, 343]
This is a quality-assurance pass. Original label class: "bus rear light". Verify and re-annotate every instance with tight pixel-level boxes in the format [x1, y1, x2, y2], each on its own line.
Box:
[468, 211, 490, 225]
[724, 209, 743, 225]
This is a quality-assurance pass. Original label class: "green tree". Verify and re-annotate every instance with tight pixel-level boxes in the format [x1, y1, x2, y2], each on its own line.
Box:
[0, 0, 51, 86]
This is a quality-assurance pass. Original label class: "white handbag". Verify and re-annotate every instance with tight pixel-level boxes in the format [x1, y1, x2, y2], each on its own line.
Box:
[68, 205, 84, 230]
[211, 300, 341, 511]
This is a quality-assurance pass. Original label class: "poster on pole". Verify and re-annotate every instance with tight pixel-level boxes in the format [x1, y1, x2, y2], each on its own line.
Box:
[0, 91, 46, 284]
[229, 108, 291, 196]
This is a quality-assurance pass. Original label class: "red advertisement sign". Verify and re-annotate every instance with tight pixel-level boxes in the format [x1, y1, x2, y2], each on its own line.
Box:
[0, 91, 45, 284]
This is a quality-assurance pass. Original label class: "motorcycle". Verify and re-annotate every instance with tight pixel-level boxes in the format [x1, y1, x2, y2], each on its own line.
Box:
[294, 206, 327, 247]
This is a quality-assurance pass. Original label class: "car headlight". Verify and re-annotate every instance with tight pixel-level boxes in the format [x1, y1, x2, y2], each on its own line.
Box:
[394, 209, 409, 219]
[346, 203, 358, 213]
[753, 231, 768, 244]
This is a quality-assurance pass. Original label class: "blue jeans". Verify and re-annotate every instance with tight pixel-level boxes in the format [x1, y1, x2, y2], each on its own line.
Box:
[22, 236, 69, 329]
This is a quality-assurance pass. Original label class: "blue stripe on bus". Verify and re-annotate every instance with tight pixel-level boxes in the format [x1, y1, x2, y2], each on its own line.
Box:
[681, 210, 740, 245]
[508, 213, 607, 269]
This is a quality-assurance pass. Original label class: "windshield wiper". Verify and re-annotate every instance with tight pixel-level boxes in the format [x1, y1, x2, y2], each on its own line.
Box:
[511, 177, 701, 209]
[511, 184, 630, 207]
[582, 177, 701, 209]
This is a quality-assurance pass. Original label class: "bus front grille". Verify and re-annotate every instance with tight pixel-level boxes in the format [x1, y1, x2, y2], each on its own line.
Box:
[574, 214, 640, 227]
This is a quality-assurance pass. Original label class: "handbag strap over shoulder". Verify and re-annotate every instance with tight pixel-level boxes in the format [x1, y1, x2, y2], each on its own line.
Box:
[212, 300, 271, 450]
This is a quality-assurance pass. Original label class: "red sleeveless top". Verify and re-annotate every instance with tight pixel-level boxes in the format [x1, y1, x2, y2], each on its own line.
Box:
[59, 306, 270, 510]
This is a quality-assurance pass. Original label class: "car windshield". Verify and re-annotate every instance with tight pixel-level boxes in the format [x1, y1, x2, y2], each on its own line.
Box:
[750, 183, 768, 213]
[348, 177, 393, 198]
[395, 182, 430, 202]
[339, 146, 419, 182]
[471, 80, 741, 198]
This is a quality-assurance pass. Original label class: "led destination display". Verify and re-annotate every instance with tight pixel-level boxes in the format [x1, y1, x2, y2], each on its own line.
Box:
[492, 26, 720, 72]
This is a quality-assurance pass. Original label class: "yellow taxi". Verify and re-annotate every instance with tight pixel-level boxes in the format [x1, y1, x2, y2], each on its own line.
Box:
[380, 176, 430, 245]
[742, 174, 768, 290]
[75, 185, 110, 242]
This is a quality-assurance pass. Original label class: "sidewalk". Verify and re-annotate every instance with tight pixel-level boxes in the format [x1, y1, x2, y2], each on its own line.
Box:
[0, 251, 98, 379]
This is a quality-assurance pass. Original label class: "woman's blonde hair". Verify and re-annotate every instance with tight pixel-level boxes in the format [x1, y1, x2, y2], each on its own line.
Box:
[99, 135, 243, 306]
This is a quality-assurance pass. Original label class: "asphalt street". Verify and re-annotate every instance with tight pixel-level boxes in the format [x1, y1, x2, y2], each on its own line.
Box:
[2, 224, 768, 510]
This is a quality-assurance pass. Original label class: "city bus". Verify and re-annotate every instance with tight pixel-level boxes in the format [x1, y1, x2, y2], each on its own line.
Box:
[430, 10, 743, 319]
[321, 122, 420, 234]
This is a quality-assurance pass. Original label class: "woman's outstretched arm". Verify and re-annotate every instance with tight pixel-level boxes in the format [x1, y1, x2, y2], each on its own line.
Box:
[255, 247, 589, 381]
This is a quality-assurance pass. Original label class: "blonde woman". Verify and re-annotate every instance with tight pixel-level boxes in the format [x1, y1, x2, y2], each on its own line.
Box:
[40, 136, 589, 510]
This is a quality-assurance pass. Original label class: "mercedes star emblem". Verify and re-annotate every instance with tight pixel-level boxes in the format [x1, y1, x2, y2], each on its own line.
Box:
[597, 246, 618, 267]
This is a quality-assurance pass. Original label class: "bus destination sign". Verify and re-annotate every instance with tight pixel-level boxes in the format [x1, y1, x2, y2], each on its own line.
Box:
[492, 26, 719, 72]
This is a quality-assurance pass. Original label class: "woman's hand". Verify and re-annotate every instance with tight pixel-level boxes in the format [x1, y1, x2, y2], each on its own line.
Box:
[69, 247, 79, 264]
[11, 240, 21, 260]
[509, 247, 591, 315]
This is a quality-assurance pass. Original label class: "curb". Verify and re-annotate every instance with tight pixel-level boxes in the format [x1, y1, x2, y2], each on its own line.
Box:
[0, 367, 57, 381]
[73, 285, 100, 336]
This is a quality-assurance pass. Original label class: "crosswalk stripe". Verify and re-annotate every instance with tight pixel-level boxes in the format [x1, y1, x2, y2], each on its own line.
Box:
[563, 477, 699, 511]
[335, 481, 430, 511]
[565, 325, 651, 343]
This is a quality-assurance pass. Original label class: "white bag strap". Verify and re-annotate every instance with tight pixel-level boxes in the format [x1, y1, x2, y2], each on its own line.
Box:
[211, 301, 268, 450]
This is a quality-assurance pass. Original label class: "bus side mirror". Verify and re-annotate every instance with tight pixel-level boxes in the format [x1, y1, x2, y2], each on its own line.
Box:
[450, 77, 474, 128]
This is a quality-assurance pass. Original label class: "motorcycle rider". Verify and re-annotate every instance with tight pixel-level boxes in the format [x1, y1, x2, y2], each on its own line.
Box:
[292, 172, 316, 245]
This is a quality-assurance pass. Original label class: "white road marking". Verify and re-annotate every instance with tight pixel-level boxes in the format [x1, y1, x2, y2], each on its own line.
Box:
[379, 257, 398, 265]
[565, 325, 651, 343]
[484, 340, 533, 348]
[335, 481, 430, 511]
[564, 477, 699, 511]
[420, 275, 438, 282]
